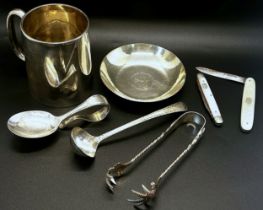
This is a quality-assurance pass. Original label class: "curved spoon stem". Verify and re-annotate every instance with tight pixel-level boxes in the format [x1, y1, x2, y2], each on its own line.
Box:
[57, 94, 110, 128]
[97, 102, 187, 143]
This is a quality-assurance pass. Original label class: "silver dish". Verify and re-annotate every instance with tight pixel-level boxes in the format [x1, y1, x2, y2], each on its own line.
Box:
[100, 43, 186, 102]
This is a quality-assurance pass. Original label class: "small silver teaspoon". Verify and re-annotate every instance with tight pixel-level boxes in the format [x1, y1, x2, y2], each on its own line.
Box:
[70, 102, 187, 158]
[7, 94, 110, 138]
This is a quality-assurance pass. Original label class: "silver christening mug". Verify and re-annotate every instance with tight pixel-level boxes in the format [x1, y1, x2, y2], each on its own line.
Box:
[7, 4, 92, 107]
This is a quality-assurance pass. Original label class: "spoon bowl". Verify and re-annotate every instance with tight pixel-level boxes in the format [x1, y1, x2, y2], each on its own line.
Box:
[8, 111, 60, 138]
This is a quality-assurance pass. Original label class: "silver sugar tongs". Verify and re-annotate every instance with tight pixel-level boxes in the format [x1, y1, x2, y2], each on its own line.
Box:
[106, 111, 206, 206]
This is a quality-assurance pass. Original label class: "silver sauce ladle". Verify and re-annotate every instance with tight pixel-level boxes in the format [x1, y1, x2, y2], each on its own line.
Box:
[7, 94, 110, 138]
[70, 102, 187, 158]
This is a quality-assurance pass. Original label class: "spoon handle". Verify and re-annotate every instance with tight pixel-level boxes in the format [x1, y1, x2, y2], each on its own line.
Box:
[58, 94, 110, 128]
[97, 102, 187, 143]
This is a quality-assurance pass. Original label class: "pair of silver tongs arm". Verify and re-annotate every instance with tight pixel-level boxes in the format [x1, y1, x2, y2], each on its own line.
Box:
[106, 111, 206, 206]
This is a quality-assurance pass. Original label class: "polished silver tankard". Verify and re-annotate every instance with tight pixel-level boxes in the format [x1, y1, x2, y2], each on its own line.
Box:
[7, 4, 92, 107]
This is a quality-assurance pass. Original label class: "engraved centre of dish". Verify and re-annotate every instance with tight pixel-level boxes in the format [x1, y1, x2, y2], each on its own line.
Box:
[115, 65, 169, 100]
[130, 72, 154, 91]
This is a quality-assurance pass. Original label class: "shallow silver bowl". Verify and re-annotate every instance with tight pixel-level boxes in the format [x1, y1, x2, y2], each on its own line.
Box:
[100, 43, 186, 102]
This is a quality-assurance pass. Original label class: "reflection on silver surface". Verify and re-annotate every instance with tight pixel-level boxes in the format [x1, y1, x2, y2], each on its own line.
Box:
[7, 4, 92, 107]
[100, 43, 186, 102]
[44, 55, 77, 89]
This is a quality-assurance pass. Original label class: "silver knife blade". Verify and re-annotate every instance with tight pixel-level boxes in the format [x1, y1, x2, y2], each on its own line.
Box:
[196, 67, 246, 84]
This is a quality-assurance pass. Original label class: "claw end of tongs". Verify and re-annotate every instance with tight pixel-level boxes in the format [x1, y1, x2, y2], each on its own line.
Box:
[128, 182, 157, 206]
[106, 172, 117, 192]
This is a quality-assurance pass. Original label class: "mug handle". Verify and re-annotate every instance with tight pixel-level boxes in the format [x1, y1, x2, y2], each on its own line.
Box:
[6, 9, 26, 61]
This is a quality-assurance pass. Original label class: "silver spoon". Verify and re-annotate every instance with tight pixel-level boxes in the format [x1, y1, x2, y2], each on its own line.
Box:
[7, 94, 110, 138]
[70, 102, 187, 158]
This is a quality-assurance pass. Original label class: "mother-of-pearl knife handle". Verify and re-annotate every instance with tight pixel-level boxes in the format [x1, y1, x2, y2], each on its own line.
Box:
[197, 73, 223, 126]
[241, 78, 256, 132]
